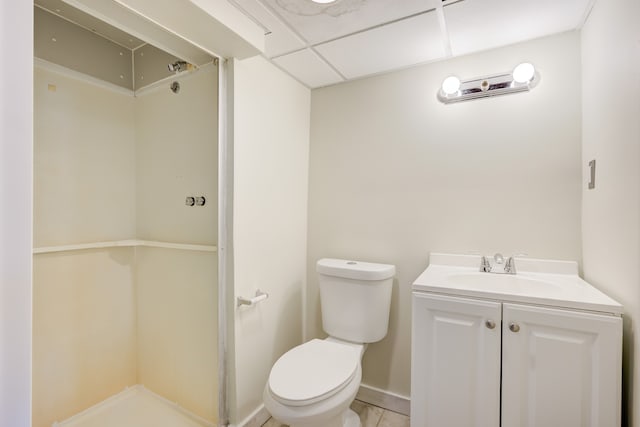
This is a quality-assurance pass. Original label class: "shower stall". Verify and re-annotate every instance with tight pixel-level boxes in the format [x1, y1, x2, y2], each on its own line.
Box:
[32, 2, 221, 426]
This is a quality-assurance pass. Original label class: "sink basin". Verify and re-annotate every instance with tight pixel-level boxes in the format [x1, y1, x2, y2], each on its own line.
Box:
[446, 272, 563, 295]
[412, 253, 623, 314]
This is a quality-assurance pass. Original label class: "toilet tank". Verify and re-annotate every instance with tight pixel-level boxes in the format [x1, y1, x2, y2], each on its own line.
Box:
[317, 258, 395, 343]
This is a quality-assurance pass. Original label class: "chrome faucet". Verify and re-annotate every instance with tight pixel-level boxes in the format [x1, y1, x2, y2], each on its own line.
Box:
[504, 256, 517, 274]
[479, 253, 517, 274]
[479, 256, 492, 272]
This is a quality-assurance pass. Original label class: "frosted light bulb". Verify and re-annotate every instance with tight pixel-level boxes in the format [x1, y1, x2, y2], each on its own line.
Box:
[441, 76, 461, 95]
[513, 62, 535, 83]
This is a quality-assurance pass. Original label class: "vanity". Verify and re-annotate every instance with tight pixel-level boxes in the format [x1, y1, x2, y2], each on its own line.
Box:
[411, 253, 622, 427]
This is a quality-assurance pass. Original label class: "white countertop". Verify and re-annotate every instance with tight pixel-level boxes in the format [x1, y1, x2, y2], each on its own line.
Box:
[412, 253, 623, 315]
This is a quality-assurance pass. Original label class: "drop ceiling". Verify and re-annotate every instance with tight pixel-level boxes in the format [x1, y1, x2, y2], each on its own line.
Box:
[34, 0, 217, 91]
[34, 0, 213, 66]
[231, 0, 594, 88]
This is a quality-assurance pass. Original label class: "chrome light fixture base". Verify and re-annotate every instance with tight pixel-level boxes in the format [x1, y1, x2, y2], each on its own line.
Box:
[438, 65, 540, 104]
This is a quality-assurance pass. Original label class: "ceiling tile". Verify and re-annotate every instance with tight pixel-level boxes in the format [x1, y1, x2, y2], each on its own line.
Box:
[264, 32, 305, 58]
[262, 0, 438, 45]
[273, 49, 344, 88]
[232, 0, 306, 57]
[315, 12, 446, 79]
[444, 0, 592, 56]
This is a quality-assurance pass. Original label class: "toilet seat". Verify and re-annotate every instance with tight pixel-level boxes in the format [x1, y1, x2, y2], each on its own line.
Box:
[268, 339, 360, 407]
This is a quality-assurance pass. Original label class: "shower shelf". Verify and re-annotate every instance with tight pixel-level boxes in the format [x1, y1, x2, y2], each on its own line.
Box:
[33, 240, 217, 254]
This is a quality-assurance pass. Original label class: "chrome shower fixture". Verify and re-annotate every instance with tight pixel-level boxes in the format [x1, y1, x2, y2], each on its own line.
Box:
[168, 60, 188, 72]
[438, 62, 540, 104]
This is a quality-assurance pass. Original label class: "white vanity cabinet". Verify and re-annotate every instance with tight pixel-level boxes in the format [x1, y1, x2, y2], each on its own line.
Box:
[411, 254, 623, 427]
[411, 293, 502, 427]
[501, 302, 621, 427]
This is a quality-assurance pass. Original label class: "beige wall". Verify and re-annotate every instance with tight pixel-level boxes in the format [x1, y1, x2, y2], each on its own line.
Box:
[33, 67, 137, 427]
[307, 32, 583, 397]
[135, 65, 218, 245]
[33, 248, 137, 427]
[581, 0, 640, 425]
[34, 67, 136, 246]
[135, 65, 219, 422]
[232, 56, 310, 423]
[0, 1, 33, 426]
[33, 64, 219, 425]
[136, 247, 218, 421]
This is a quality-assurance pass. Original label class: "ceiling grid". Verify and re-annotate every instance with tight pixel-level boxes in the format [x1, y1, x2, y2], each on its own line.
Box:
[231, 0, 593, 89]
[36, 0, 596, 90]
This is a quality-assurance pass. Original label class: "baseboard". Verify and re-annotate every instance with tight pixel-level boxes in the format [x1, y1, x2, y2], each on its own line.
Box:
[356, 384, 410, 416]
[230, 404, 270, 427]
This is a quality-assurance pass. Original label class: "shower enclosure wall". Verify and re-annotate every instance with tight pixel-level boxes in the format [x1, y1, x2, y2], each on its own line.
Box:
[32, 5, 219, 426]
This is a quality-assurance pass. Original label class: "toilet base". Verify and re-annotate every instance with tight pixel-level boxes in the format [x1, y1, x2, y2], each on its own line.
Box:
[288, 408, 360, 427]
[344, 408, 361, 427]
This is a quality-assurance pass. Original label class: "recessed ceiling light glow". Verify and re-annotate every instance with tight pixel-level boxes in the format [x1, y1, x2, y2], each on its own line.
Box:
[513, 62, 535, 83]
[311, 0, 337, 3]
[441, 76, 461, 95]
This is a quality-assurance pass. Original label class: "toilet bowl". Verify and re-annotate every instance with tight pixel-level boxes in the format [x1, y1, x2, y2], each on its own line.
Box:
[263, 338, 364, 427]
[263, 258, 395, 427]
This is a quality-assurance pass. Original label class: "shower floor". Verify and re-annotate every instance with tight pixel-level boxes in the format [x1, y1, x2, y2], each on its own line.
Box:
[53, 385, 214, 427]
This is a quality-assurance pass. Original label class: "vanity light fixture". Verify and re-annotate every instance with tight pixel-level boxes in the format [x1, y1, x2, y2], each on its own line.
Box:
[438, 62, 539, 104]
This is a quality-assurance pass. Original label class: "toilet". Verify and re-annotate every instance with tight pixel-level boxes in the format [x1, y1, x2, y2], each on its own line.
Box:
[263, 258, 395, 427]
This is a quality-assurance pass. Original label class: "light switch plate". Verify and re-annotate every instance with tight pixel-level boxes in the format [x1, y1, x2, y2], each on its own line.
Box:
[588, 159, 596, 189]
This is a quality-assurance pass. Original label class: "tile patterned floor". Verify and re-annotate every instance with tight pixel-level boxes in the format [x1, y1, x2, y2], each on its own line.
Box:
[261, 400, 410, 427]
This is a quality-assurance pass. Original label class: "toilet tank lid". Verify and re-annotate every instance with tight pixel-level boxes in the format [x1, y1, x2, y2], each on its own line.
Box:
[317, 258, 396, 281]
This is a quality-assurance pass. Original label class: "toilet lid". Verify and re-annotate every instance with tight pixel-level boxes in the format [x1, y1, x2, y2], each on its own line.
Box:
[268, 339, 359, 406]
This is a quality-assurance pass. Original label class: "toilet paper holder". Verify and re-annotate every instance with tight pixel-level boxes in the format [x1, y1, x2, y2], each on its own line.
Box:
[237, 289, 269, 307]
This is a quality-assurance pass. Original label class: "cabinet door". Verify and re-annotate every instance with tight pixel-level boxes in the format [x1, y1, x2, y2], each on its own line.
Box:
[411, 293, 501, 427]
[502, 303, 622, 427]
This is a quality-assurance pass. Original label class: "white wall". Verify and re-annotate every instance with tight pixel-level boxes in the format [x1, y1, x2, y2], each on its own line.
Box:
[581, 0, 640, 425]
[308, 32, 583, 397]
[232, 56, 310, 423]
[0, 2, 32, 426]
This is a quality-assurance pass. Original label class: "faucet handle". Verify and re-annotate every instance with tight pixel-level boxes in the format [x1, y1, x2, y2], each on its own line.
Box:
[480, 256, 492, 272]
[504, 256, 517, 274]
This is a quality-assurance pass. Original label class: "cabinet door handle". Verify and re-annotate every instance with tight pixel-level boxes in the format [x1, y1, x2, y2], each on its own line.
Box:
[485, 320, 496, 329]
[509, 322, 520, 333]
